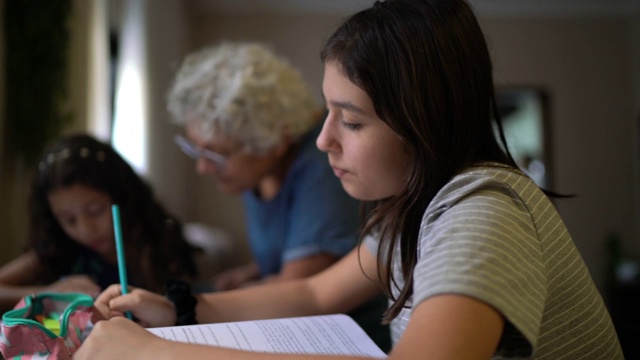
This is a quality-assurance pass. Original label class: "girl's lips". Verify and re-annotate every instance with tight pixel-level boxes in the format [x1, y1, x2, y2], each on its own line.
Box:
[92, 238, 107, 247]
[90, 236, 112, 250]
[89, 240, 106, 252]
[332, 167, 347, 178]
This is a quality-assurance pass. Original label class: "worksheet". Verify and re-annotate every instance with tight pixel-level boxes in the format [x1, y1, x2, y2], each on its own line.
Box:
[148, 314, 387, 358]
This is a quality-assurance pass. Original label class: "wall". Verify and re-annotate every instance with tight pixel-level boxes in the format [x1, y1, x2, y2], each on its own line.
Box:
[141, 0, 193, 221]
[0, 0, 4, 163]
[634, 11, 640, 245]
[0, 0, 108, 264]
[482, 17, 637, 288]
[0, 0, 8, 264]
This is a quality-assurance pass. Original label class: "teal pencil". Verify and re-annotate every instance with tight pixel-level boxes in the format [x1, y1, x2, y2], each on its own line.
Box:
[111, 204, 133, 320]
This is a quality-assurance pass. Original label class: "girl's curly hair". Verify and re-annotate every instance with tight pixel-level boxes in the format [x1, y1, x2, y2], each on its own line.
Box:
[28, 134, 197, 292]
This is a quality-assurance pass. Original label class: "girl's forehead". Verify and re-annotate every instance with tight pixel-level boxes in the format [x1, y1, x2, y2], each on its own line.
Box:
[48, 183, 112, 212]
[322, 63, 375, 115]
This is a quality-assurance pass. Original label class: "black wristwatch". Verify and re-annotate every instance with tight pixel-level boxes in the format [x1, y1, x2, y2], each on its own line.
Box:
[165, 279, 198, 326]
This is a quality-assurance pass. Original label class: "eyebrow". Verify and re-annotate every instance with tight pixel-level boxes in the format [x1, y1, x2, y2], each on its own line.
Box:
[326, 100, 366, 115]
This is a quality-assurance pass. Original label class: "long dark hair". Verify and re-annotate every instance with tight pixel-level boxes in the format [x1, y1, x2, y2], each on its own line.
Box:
[28, 134, 197, 292]
[321, 0, 517, 322]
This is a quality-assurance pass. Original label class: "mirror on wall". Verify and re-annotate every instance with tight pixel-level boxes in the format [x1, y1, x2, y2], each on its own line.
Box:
[495, 87, 552, 189]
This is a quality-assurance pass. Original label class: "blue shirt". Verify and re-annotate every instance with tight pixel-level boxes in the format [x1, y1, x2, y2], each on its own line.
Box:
[243, 124, 361, 276]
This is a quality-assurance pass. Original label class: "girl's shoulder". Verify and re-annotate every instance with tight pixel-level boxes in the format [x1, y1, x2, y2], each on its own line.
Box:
[425, 163, 544, 220]
[458, 162, 528, 183]
[440, 163, 532, 198]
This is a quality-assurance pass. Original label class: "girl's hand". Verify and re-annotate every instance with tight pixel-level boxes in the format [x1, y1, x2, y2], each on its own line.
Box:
[93, 284, 176, 328]
[74, 316, 163, 359]
[46, 275, 101, 296]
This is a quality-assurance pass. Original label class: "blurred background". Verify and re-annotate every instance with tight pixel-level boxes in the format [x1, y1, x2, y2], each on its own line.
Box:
[0, 0, 639, 354]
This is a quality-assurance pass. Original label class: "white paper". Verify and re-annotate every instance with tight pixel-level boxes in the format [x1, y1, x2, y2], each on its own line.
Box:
[147, 314, 387, 358]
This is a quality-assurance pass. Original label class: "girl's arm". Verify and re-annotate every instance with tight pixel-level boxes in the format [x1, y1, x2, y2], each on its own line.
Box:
[96, 245, 381, 326]
[79, 303, 502, 360]
[76, 316, 381, 360]
[0, 251, 43, 311]
[195, 245, 382, 324]
[390, 295, 505, 359]
[0, 250, 101, 312]
[197, 248, 506, 359]
[82, 246, 383, 359]
[83, 245, 505, 359]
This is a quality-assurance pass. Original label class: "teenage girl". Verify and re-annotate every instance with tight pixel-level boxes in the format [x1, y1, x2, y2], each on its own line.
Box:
[76, 1, 622, 358]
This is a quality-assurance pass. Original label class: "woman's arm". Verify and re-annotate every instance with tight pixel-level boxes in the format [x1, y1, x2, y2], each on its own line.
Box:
[264, 252, 339, 282]
[212, 261, 261, 290]
[214, 253, 340, 291]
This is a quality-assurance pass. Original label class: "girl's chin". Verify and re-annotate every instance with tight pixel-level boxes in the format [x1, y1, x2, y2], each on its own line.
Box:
[90, 242, 115, 258]
[343, 184, 388, 202]
[342, 185, 370, 201]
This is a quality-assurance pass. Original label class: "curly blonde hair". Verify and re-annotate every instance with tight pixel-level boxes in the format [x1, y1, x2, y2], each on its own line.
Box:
[167, 42, 319, 153]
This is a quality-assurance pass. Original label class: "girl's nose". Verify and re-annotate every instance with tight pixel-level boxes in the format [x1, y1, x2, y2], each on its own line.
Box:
[77, 216, 97, 237]
[316, 115, 337, 153]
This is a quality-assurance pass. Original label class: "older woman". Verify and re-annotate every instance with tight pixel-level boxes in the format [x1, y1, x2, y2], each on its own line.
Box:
[166, 43, 390, 351]
[167, 42, 360, 291]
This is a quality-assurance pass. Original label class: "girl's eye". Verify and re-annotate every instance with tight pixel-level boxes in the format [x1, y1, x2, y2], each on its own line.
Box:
[60, 217, 76, 227]
[341, 121, 362, 131]
[86, 203, 107, 217]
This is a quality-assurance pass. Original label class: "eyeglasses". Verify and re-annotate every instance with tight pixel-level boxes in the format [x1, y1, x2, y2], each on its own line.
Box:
[174, 134, 228, 168]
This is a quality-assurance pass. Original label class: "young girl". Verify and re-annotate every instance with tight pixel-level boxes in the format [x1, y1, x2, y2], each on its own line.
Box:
[0, 134, 197, 313]
[77, 0, 622, 358]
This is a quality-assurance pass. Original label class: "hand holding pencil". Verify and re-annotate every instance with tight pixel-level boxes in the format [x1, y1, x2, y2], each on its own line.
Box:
[88, 205, 178, 327]
[111, 204, 132, 320]
[91, 283, 177, 328]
